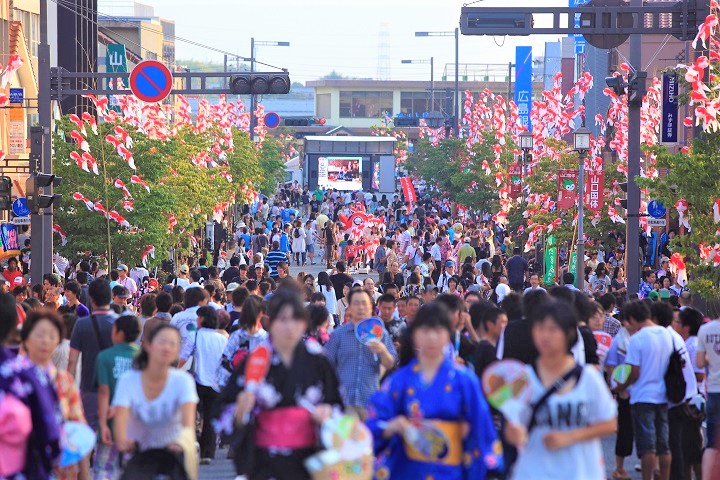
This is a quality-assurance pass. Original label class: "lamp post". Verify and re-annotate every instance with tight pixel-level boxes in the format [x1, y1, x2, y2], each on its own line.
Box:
[401, 58, 435, 113]
[415, 29, 459, 137]
[249, 38, 290, 140]
[573, 126, 591, 291]
[518, 131, 533, 204]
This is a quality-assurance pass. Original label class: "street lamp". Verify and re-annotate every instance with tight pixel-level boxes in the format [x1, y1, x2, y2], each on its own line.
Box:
[573, 126, 591, 291]
[401, 58, 435, 114]
[249, 38, 290, 141]
[518, 131, 533, 204]
[415, 29, 459, 137]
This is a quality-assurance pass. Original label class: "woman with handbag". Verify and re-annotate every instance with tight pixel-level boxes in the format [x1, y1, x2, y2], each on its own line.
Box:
[504, 299, 617, 480]
[214, 289, 342, 480]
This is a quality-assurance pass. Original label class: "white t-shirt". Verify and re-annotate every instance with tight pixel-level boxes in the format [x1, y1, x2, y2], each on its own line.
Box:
[685, 335, 706, 394]
[181, 328, 228, 391]
[511, 365, 616, 480]
[697, 321, 720, 393]
[495, 283, 511, 303]
[625, 325, 673, 404]
[113, 368, 199, 451]
[174, 277, 191, 290]
[666, 326, 697, 405]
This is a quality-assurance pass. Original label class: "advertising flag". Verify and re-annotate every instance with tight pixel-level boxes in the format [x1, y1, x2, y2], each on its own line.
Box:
[558, 169, 579, 209]
[508, 163, 522, 199]
[585, 171, 605, 212]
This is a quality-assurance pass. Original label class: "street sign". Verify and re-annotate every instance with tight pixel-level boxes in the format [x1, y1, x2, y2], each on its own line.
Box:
[11, 216, 30, 226]
[647, 218, 667, 227]
[129, 60, 173, 103]
[264, 112, 281, 128]
[514, 46, 533, 131]
[106, 44, 128, 73]
[569, 0, 589, 54]
[661, 73, 678, 143]
[9, 88, 23, 104]
[11, 198, 31, 217]
[647, 200, 666, 219]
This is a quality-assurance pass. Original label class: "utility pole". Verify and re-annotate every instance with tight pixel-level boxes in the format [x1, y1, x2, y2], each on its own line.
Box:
[430, 56, 434, 112]
[249, 37, 256, 141]
[455, 27, 460, 137]
[32, 0, 53, 283]
[625, 0, 643, 295]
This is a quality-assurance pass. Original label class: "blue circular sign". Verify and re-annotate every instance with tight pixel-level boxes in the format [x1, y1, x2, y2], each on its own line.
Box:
[264, 112, 281, 128]
[129, 60, 173, 103]
[647, 200, 666, 219]
[12, 198, 30, 217]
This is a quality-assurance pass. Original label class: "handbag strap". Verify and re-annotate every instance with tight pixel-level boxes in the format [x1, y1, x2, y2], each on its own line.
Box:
[90, 315, 109, 351]
[527, 363, 583, 432]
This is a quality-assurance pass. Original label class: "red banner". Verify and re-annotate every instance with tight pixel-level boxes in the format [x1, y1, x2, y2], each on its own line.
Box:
[508, 163, 522, 199]
[400, 177, 417, 204]
[557, 169, 579, 210]
[585, 171, 605, 212]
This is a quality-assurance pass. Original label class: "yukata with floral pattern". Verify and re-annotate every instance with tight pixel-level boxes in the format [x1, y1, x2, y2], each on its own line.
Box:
[214, 341, 343, 480]
[53, 369, 87, 480]
[0, 347, 62, 480]
[366, 357, 503, 480]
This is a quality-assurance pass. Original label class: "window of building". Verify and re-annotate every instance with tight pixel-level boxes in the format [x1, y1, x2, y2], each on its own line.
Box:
[339, 91, 392, 118]
[399, 91, 445, 116]
[18, 10, 40, 57]
[316, 93, 331, 119]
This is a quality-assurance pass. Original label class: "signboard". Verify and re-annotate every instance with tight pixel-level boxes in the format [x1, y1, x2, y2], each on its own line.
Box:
[647, 200, 667, 219]
[8, 102, 25, 155]
[106, 44, 128, 73]
[585, 171, 605, 212]
[661, 73, 678, 143]
[514, 46, 533, 131]
[129, 60, 173, 103]
[569, 251, 577, 277]
[569, 0, 589, 55]
[11, 217, 31, 226]
[9, 88, 23, 104]
[317, 156, 362, 191]
[558, 169, 579, 209]
[544, 235, 557, 285]
[11, 198, 30, 217]
[508, 163, 522, 199]
[0, 223, 19, 251]
[647, 218, 667, 227]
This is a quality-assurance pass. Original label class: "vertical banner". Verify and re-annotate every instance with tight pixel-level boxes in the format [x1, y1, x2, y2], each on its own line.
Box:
[106, 44, 128, 112]
[569, 251, 577, 278]
[569, 0, 590, 55]
[508, 163, 522, 199]
[544, 235, 557, 285]
[585, 171, 605, 212]
[400, 177, 417, 203]
[661, 72, 678, 143]
[558, 169, 579, 209]
[514, 46, 533, 131]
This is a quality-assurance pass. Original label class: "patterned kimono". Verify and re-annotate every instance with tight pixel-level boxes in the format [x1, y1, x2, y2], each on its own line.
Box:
[0, 347, 62, 480]
[366, 357, 502, 480]
[54, 369, 87, 480]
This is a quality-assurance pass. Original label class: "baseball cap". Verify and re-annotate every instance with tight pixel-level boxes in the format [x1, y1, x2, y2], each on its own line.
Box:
[445, 260, 456, 268]
[660, 256, 670, 264]
[226, 282, 240, 292]
[179, 264, 189, 274]
[148, 278, 159, 290]
[0, 394, 32, 476]
[117, 264, 128, 272]
[424, 284, 439, 292]
[113, 286, 131, 299]
[648, 290, 660, 301]
[254, 263, 264, 269]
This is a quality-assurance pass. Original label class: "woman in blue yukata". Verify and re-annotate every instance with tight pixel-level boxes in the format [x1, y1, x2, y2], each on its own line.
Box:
[366, 301, 503, 479]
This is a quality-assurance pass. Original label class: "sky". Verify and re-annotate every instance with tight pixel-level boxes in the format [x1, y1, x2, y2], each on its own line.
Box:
[112, 0, 571, 83]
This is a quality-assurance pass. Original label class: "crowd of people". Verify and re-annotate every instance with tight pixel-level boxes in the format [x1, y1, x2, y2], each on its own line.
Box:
[0, 184, 717, 480]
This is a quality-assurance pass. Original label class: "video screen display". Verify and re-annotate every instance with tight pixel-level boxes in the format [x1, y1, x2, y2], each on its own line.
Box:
[318, 156, 362, 191]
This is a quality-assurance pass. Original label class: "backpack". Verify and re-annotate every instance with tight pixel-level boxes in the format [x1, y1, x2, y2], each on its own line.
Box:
[664, 334, 687, 404]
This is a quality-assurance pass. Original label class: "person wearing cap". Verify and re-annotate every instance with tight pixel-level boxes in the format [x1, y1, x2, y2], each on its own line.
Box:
[437, 260, 456, 293]
[656, 256, 671, 279]
[457, 237, 476, 266]
[116, 264, 138, 297]
[174, 265, 192, 290]
[112, 285, 132, 313]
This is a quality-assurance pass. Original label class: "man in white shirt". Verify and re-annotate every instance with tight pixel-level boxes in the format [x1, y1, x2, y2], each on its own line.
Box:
[116, 264, 138, 297]
[522, 273, 547, 295]
[697, 310, 720, 476]
[403, 236, 424, 268]
[437, 260, 456, 293]
[174, 265, 191, 289]
[494, 275, 511, 303]
[170, 287, 210, 358]
[616, 301, 673, 480]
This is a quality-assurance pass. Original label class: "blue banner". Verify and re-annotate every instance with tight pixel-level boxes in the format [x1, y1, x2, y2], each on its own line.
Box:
[514, 46, 533, 131]
[569, 0, 589, 54]
[661, 73, 678, 143]
[0, 223, 19, 252]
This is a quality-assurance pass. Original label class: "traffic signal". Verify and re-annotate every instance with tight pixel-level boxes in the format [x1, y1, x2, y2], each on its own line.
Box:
[618, 181, 628, 210]
[230, 72, 291, 95]
[605, 75, 626, 97]
[627, 71, 647, 106]
[0, 176, 11, 211]
[26, 173, 61, 214]
[394, 117, 420, 127]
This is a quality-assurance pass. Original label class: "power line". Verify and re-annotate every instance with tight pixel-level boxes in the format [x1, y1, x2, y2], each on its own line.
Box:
[51, 0, 285, 71]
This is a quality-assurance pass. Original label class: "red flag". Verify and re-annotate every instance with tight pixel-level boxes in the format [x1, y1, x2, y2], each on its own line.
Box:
[508, 163, 522, 199]
[557, 169, 579, 210]
[400, 177, 417, 204]
[585, 171, 605, 212]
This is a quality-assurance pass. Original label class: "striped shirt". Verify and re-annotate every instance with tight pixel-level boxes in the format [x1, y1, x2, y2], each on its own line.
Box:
[265, 250, 288, 277]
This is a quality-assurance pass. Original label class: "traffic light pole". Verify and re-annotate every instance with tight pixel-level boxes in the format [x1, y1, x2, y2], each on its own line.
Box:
[625, 0, 642, 296]
[32, 0, 53, 283]
[249, 37, 256, 141]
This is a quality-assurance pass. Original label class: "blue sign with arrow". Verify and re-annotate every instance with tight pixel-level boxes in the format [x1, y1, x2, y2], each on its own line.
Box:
[12, 198, 31, 217]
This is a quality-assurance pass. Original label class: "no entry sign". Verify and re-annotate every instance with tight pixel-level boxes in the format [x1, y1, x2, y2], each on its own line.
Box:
[129, 60, 173, 103]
